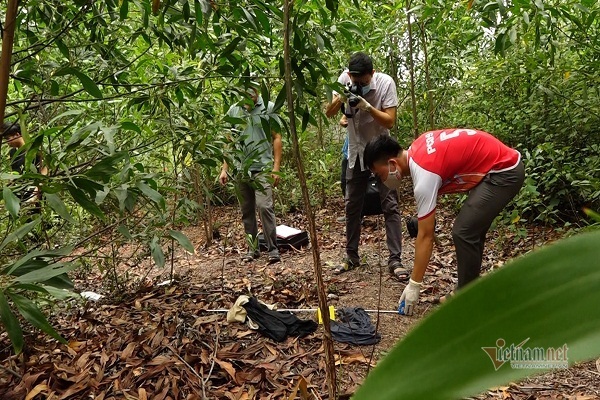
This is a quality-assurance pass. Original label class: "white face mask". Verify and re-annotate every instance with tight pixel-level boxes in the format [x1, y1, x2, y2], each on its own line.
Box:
[383, 162, 402, 190]
[361, 84, 371, 96]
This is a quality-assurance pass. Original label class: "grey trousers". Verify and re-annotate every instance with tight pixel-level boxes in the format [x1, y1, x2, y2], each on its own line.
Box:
[237, 174, 279, 255]
[452, 161, 525, 289]
[345, 157, 402, 265]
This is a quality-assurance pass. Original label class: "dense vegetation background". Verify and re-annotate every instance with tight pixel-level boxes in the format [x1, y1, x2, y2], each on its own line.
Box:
[1, 0, 599, 356]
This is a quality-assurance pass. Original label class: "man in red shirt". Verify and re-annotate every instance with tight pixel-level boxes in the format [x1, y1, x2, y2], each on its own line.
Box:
[364, 129, 525, 315]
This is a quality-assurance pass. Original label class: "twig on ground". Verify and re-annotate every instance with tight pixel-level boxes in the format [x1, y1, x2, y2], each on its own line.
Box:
[203, 323, 220, 389]
[166, 345, 204, 398]
[0, 363, 22, 380]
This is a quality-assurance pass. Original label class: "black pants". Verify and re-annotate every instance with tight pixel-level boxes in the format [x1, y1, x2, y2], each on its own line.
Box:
[452, 161, 525, 288]
[340, 157, 348, 197]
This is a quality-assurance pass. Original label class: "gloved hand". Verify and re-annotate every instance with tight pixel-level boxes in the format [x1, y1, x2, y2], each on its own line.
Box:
[356, 96, 373, 112]
[399, 279, 421, 316]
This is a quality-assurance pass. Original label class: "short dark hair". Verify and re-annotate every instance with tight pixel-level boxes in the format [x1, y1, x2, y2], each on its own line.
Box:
[364, 134, 403, 169]
[348, 52, 373, 76]
[1, 121, 21, 138]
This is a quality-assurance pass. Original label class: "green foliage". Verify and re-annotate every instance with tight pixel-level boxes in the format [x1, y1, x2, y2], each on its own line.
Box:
[509, 143, 600, 224]
[354, 230, 600, 399]
[2, 0, 599, 356]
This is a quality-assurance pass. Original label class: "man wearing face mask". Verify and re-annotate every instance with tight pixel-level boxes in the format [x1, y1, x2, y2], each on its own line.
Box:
[363, 130, 524, 315]
[325, 52, 404, 277]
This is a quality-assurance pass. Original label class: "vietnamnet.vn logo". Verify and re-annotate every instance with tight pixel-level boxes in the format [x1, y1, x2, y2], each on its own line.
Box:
[482, 338, 569, 370]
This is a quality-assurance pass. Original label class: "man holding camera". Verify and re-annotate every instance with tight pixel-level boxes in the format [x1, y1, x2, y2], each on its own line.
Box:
[325, 52, 404, 277]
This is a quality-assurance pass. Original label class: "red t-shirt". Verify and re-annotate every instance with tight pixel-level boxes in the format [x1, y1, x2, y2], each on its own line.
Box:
[407, 129, 521, 219]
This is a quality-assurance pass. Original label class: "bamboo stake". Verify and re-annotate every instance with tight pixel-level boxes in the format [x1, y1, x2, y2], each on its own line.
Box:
[282, 0, 337, 398]
[406, 0, 419, 139]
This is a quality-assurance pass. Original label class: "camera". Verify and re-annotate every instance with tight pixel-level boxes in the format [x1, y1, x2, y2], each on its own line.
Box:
[344, 83, 362, 107]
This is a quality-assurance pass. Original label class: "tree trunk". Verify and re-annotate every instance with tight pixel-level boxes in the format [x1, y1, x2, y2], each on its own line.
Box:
[0, 0, 19, 134]
[406, 0, 419, 138]
[420, 21, 434, 130]
[388, 37, 400, 137]
[283, 0, 337, 398]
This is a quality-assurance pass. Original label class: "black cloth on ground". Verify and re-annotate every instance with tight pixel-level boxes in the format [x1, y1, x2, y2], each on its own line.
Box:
[241, 296, 318, 342]
[330, 307, 381, 345]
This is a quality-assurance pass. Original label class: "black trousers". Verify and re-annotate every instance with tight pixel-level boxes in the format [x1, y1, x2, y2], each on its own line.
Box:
[452, 161, 525, 288]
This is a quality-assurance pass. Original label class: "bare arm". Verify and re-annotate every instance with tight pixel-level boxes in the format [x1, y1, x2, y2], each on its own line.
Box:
[368, 106, 396, 130]
[411, 211, 436, 283]
[325, 94, 343, 118]
[219, 161, 229, 185]
[271, 132, 282, 187]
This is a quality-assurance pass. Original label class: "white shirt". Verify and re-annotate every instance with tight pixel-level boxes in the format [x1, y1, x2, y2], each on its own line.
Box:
[337, 71, 398, 170]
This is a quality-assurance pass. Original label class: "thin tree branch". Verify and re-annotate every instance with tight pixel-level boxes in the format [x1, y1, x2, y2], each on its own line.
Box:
[12, 1, 92, 64]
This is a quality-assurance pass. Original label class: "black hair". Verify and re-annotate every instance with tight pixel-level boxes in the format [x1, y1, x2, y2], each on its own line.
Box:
[1, 121, 21, 138]
[348, 52, 373, 76]
[364, 134, 403, 169]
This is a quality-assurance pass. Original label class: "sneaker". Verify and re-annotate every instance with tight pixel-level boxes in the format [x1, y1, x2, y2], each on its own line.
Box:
[333, 258, 360, 275]
[336, 215, 346, 223]
[242, 251, 260, 263]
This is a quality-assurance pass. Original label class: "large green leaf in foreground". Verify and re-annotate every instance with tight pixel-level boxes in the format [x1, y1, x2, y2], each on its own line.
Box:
[353, 230, 600, 400]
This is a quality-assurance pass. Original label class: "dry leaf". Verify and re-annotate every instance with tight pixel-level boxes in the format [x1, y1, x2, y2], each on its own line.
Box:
[215, 359, 237, 382]
[25, 384, 47, 400]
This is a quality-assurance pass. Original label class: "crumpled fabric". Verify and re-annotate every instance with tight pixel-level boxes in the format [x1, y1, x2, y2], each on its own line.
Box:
[226, 295, 273, 330]
[330, 307, 381, 345]
[226, 295, 251, 324]
[241, 297, 318, 342]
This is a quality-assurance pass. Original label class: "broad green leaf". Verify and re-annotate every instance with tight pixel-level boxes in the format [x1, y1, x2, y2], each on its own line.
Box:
[120, 0, 129, 20]
[118, 224, 133, 239]
[55, 39, 70, 59]
[3, 246, 74, 276]
[150, 236, 165, 268]
[3, 187, 20, 218]
[354, 231, 600, 400]
[85, 152, 127, 182]
[76, 72, 102, 99]
[273, 84, 287, 112]
[45, 193, 75, 224]
[0, 290, 24, 354]
[168, 230, 195, 253]
[9, 293, 66, 344]
[67, 186, 105, 219]
[15, 262, 75, 284]
[194, 0, 203, 24]
[583, 208, 600, 222]
[55, 67, 103, 99]
[9, 283, 74, 300]
[136, 181, 165, 209]
[0, 218, 40, 251]
[120, 121, 141, 133]
[49, 109, 84, 125]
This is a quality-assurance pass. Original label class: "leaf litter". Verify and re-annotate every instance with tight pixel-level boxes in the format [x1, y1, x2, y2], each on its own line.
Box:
[1, 194, 599, 399]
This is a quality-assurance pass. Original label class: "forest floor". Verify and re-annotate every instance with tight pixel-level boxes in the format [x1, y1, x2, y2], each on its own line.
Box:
[1, 184, 600, 399]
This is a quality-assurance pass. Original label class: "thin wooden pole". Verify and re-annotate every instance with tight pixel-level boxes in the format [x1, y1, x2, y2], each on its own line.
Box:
[420, 21, 434, 130]
[283, 0, 337, 398]
[0, 0, 20, 135]
[406, 0, 419, 138]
